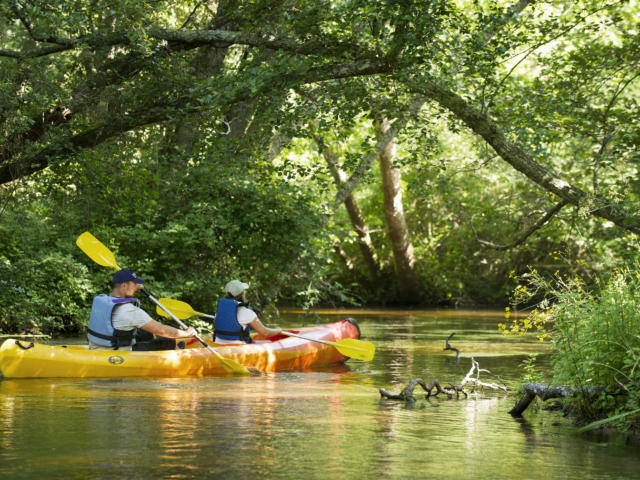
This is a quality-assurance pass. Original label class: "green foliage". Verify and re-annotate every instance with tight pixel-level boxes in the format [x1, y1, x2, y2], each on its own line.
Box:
[1, 0, 640, 326]
[506, 267, 640, 430]
[0, 208, 95, 334]
[550, 270, 640, 425]
[0, 251, 94, 335]
[520, 353, 542, 385]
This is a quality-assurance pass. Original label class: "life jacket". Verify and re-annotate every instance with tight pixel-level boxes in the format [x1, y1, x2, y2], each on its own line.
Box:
[87, 295, 140, 349]
[214, 298, 252, 343]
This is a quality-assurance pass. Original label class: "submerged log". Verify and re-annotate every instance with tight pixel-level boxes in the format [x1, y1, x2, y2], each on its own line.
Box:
[379, 378, 465, 402]
[509, 383, 574, 417]
[509, 382, 627, 417]
[379, 358, 508, 403]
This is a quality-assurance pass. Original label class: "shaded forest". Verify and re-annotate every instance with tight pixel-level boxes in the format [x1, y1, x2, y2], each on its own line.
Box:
[1, 0, 639, 334]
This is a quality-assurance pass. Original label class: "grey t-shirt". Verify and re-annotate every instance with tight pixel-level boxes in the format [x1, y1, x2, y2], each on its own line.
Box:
[88, 303, 153, 350]
[112, 303, 153, 330]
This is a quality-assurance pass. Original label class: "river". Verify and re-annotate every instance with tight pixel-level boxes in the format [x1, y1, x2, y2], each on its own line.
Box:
[1, 310, 639, 479]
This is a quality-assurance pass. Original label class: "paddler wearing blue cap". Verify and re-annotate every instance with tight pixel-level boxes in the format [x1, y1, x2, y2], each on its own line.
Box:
[87, 268, 196, 351]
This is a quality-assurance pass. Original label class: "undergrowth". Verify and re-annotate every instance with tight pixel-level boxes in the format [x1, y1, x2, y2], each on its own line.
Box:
[501, 266, 640, 432]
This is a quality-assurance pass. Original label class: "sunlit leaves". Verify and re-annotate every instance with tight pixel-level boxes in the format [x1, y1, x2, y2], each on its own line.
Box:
[1, 0, 640, 316]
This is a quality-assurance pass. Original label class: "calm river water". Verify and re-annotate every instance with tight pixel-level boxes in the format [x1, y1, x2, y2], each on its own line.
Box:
[1, 310, 639, 479]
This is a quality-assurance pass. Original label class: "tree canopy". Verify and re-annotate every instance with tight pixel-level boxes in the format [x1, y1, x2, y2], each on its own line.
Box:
[1, 0, 639, 331]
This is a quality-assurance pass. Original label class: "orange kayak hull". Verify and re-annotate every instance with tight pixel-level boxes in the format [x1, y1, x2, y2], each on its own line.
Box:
[0, 319, 361, 378]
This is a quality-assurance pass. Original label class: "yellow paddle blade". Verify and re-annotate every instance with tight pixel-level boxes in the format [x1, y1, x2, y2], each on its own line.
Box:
[217, 353, 260, 375]
[156, 298, 197, 320]
[76, 232, 120, 270]
[334, 338, 375, 361]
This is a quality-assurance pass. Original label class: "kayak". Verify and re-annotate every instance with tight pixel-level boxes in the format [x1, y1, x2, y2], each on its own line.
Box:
[0, 319, 361, 379]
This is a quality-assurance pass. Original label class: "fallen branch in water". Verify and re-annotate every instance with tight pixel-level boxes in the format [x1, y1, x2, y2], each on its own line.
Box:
[509, 382, 627, 417]
[444, 332, 460, 360]
[380, 358, 509, 403]
[460, 358, 509, 393]
[379, 378, 466, 402]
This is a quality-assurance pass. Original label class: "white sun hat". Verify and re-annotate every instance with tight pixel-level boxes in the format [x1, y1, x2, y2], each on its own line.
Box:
[225, 280, 249, 297]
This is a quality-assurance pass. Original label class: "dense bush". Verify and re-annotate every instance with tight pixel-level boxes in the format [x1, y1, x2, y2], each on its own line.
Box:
[0, 252, 94, 335]
[550, 269, 640, 429]
[504, 267, 640, 430]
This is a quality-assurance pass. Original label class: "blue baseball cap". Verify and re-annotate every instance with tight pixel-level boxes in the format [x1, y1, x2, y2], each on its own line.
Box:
[113, 268, 144, 285]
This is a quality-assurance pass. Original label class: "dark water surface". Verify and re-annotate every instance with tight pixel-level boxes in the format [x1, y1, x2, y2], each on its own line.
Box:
[1, 310, 639, 479]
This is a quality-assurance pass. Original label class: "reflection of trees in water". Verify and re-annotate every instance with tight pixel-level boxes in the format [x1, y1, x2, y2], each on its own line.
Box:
[0, 310, 605, 479]
[0, 382, 16, 452]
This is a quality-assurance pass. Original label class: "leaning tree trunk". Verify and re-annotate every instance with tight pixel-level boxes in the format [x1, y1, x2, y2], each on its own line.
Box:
[314, 134, 382, 281]
[377, 116, 421, 302]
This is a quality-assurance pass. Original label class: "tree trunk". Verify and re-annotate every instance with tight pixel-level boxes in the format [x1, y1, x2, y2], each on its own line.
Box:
[314, 134, 381, 280]
[377, 117, 421, 302]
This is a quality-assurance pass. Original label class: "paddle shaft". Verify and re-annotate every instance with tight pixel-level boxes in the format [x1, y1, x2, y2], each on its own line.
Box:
[143, 289, 218, 354]
[281, 331, 338, 347]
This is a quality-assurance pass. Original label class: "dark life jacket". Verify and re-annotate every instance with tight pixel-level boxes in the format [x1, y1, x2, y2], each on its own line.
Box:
[87, 295, 140, 349]
[214, 298, 252, 343]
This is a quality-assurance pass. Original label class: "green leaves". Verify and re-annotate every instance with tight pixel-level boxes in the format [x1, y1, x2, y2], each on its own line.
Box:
[1, 0, 640, 324]
[524, 267, 640, 429]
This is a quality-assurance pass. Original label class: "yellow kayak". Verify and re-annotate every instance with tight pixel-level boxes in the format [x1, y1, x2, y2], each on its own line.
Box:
[0, 319, 360, 378]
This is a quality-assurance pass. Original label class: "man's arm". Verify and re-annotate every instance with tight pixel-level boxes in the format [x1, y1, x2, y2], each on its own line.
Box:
[113, 303, 196, 338]
[140, 319, 196, 338]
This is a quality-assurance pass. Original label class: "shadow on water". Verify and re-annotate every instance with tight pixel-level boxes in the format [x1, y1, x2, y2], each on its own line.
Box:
[1, 309, 639, 479]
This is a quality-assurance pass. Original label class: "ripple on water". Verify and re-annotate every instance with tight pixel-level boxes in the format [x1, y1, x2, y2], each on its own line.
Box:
[1, 310, 639, 479]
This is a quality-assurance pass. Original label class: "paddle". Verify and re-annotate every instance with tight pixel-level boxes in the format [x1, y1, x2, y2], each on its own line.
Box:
[75, 231, 257, 375]
[281, 332, 375, 361]
[156, 297, 215, 321]
[155, 297, 375, 361]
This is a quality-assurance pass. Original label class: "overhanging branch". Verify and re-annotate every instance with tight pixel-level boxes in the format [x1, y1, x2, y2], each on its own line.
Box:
[0, 27, 359, 60]
[408, 80, 640, 234]
[1, 59, 391, 184]
[471, 199, 569, 250]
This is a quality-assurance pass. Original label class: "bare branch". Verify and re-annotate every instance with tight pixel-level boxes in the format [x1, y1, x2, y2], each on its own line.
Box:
[460, 358, 509, 393]
[180, 1, 207, 29]
[471, 199, 569, 250]
[444, 332, 460, 360]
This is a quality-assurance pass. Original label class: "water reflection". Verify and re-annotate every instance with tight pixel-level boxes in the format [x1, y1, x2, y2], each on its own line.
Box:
[1, 310, 639, 479]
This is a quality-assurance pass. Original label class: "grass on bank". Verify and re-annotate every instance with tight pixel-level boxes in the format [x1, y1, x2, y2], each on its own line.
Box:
[502, 266, 640, 433]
